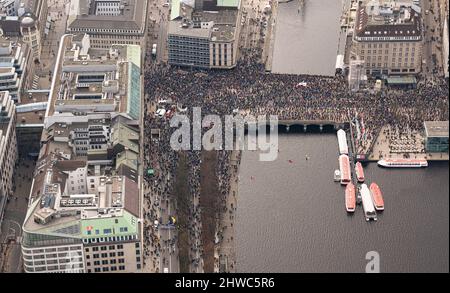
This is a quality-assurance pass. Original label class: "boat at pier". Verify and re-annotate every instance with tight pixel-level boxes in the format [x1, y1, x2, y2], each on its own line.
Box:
[355, 162, 365, 182]
[360, 184, 377, 221]
[339, 154, 351, 185]
[377, 159, 428, 168]
[345, 183, 356, 212]
[370, 183, 384, 211]
[337, 129, 349, 155]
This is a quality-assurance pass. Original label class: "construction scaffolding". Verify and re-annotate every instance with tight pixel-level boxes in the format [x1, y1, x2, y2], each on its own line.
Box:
[348, 58, 366, 92]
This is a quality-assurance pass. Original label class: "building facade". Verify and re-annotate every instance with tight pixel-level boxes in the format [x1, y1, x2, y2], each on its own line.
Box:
[0, 35, 31, 102]
[352, 0, 423, 77]
[21, 34, 143, 273]
[19, 12, 41, 61]
[0, 0, 19, 16]
[66, 0, 148, 50]
[0, 91, 18, 226]
[168, 0, 241, 69]
[0, 0, 48, 59]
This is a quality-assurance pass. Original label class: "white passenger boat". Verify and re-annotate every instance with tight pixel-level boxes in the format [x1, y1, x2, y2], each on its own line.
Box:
[377, 159, 428, 168]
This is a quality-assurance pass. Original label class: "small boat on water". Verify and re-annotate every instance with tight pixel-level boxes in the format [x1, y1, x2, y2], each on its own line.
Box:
[370, 183, 384, 211]
[377, 159, 428, 168]
[337, 129, 349, 155]
[345, 183, 356, 212]
[334, 170, 341, 182]
[360, 184, 377, 221]
[355, 162, 365, 182]
[339, 154, 351, 185]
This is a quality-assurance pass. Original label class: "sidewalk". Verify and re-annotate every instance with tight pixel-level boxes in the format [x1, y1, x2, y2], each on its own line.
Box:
[215, 151, 239, 273]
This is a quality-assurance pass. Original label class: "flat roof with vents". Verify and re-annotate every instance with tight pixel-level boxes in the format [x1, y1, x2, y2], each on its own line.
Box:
[424, 121, 449, 138]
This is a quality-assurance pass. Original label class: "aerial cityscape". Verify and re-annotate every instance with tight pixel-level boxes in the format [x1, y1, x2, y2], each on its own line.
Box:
[0, 0, 448, 275]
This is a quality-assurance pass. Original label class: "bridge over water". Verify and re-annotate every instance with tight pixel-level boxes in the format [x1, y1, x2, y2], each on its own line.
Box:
[246, 120, 348, 133]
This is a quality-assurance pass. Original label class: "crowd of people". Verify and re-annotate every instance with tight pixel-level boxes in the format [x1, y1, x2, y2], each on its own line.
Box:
[142, 117, 178, 272]
[186, 151, 204, 272]
[142, 51, 449, 271]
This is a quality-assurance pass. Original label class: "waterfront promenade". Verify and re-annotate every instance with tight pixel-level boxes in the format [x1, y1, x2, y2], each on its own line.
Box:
[369, 125, 449, 161]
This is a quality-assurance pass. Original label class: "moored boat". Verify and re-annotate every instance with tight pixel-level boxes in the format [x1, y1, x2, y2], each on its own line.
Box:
[337, 129, 349, 155]
[339, 154, 351, 185]
[355, 162, 365, 182]
[377, 159, 428, 168]
[360, 184, 377, 221]
[345, 183, 356, 212]
[370, 183, 384, 211]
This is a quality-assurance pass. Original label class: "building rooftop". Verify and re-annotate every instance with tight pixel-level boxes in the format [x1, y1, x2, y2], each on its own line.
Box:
[168, 20, 211, 38]
[424, 121, 449, 137]
[23, 145, 140, 227]
[67, 0, 147, 33]
[168, 5, 238, 42]
[48, 34, 141, 120]
[355, 0, 422, 39]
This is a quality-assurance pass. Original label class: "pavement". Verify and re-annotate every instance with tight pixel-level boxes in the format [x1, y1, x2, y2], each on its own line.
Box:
[238, 0, 273, 62]
[35, 0, 71, 90]
[0, 158, 36, 273]
[214, 151, 239, 273]
[145, 0, 170, 66]
[369, 125, 449, 161]
[421, 0, 446, 77]
[140, 0, 280, 274]
[141, 0, 180, 274]
[264, 0, 278, 71]
[159, 197, 180, 273]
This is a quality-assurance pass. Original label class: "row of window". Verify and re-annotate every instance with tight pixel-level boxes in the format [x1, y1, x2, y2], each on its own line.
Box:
[357, 36, 421, 42]
[70, 28, 141, 34]
[89, 252, 124, 259]
[88, 265, 125, 272]
[87, 258, 125, 266]
[23, 243, 82, 255]
[88, 244, 124, 252]
[362, 42, 418, 49]
[366, 63, 415, 68]
[82, 234, 138, 244]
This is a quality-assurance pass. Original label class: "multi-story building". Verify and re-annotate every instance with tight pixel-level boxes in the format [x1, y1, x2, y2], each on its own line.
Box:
[47, 34, 141, 120]
[66, 0, 148, 50]
[0, 0, 19, 16]
[21, 33, 143, 273]
[0, 0, 48, 59]
[19, 12, 40, 61]
[0, 91, 18, 226]
[352, 0, 423, 77]
[168, 0, 241, 69]
[18, 0, 48, 41]
[22, 162, 142, 273]
[0, 33, 31, 102]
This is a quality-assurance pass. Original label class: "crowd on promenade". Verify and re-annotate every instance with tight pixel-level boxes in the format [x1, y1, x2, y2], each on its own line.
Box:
[141, 53, 449, 271]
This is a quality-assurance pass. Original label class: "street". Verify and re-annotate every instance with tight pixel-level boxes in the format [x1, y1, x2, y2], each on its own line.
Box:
[0, 158, 36, 273]
[421, 0, 446, 78]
